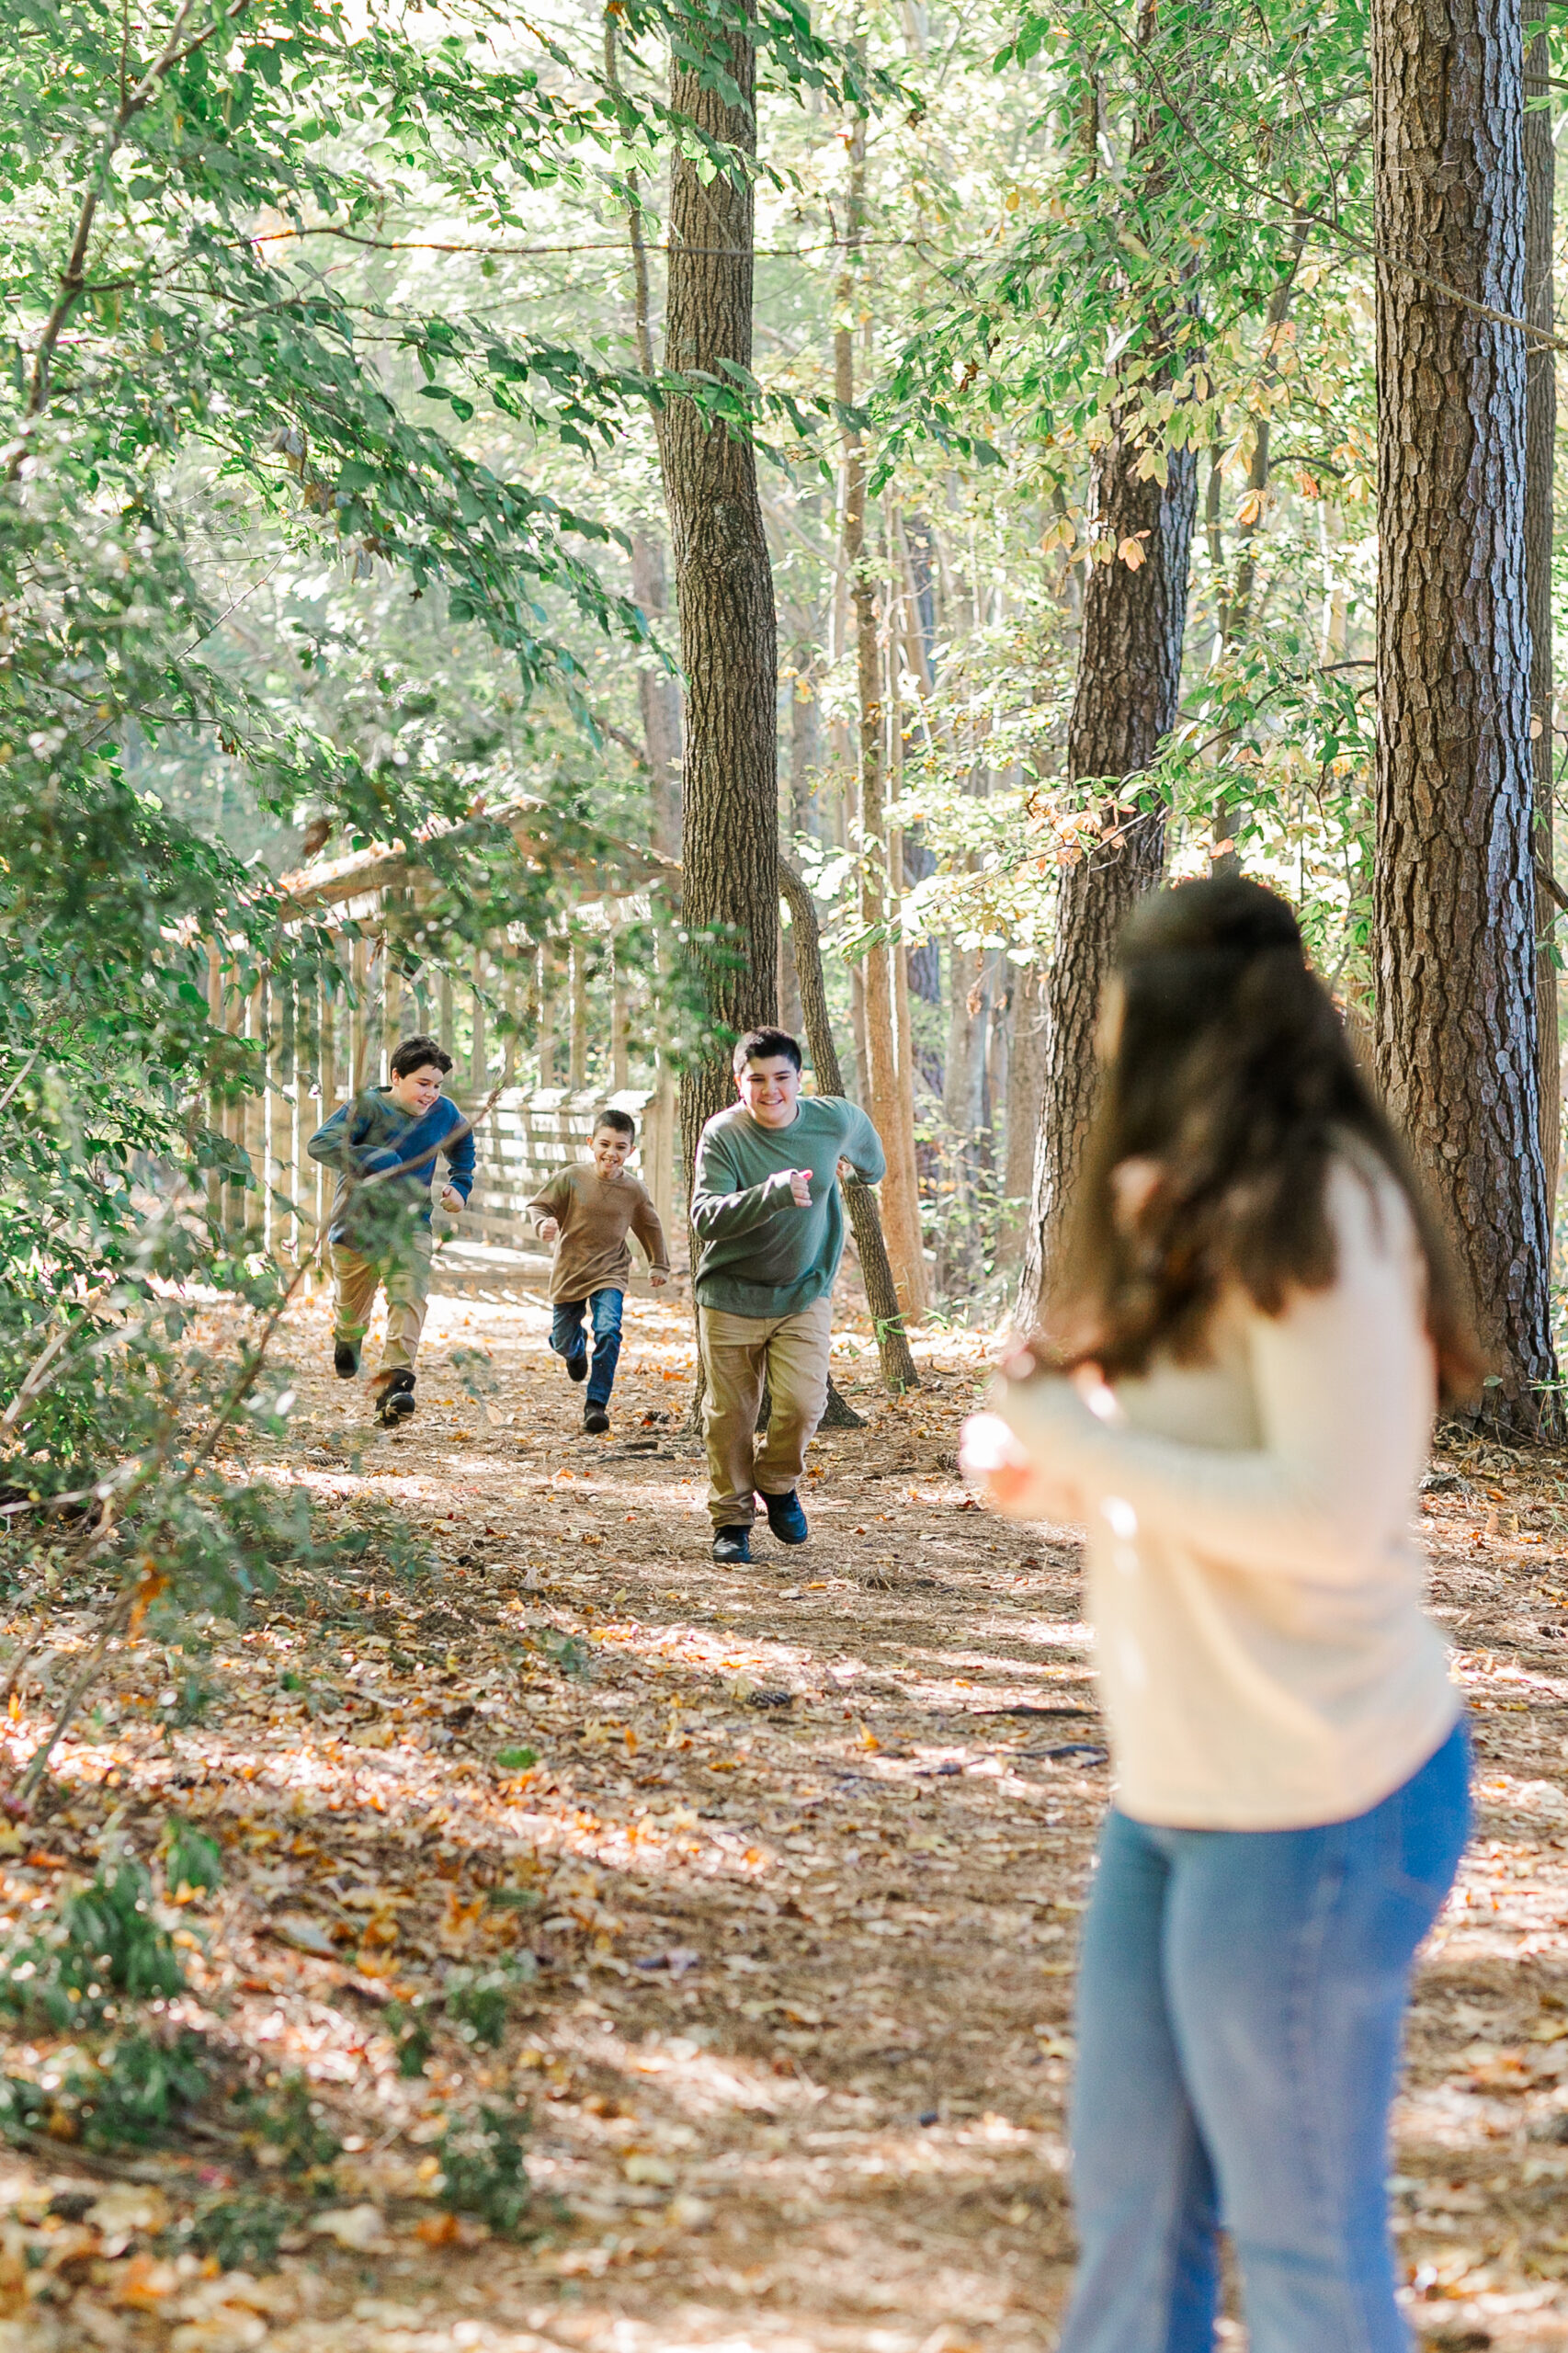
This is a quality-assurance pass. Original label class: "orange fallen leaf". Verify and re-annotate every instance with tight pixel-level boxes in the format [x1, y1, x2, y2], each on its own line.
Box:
[415, 2212, 460, 2246]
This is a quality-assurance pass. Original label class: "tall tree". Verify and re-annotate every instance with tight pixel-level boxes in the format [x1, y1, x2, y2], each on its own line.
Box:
[1014, 0, 1199, 1332]
[1525, 6, 1559, 1209]
[1016, 435, 1198, 1330]
[1371, 0, 1559, 1430]
[661, 0, 780, 1185]
[836, 117, 929, 1321]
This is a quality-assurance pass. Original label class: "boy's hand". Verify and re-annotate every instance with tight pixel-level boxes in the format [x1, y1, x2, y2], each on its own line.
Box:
[439, 1185, 464, 1213]
[650, 1271, 668, 1289]
[787, 1168, 812, 1208]
[537, 1215, 561, 1245]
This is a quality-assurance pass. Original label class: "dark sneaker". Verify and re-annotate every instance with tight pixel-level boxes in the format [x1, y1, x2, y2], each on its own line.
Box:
[374, 1370, 416, 1427]
[712, 1526, 752, 1565]
[565, 1351, 589, 1384]
[584, 1405, 609, 1435]
[763, 1489, 809, 1545]
[334, 1339, 359, 1379]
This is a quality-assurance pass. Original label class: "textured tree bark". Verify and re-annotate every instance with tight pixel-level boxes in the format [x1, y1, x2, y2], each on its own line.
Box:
[1001, 959, 1048, 1273]
[836, 125, 928, 1324]
[1525, 9, 1560, 1215]
[1015, 426, 1198, 1329]
[780, 858, 919, 1395]
[1372, 0, 1559, 1431]
[662, 0, 779, 1203]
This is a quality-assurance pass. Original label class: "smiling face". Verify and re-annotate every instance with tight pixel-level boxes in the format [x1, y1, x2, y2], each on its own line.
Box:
[388, 1063, 444, 1116]
[737, 1054, 801, 1130]
[592, 1126, 632, 1179]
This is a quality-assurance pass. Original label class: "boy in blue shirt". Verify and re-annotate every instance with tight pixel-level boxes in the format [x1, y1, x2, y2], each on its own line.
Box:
[307, 1035, 475, 1427]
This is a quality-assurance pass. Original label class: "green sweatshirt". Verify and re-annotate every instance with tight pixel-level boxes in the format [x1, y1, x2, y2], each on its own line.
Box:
[689, 1094, 886, 1317]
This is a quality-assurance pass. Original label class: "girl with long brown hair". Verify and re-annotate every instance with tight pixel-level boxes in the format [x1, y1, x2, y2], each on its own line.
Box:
[963, 875, 1477, 2353]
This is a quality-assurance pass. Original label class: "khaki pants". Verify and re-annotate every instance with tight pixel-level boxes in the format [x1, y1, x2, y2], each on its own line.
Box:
[330, 1232, 433, 1380]
[699, 1296, 833, 1529]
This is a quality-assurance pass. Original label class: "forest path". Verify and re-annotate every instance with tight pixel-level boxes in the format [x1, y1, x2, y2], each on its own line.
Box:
[5, 1288, 1568, 2350]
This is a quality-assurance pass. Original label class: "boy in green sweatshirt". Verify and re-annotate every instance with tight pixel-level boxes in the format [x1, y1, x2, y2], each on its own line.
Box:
[689, 1027, 885, 1563]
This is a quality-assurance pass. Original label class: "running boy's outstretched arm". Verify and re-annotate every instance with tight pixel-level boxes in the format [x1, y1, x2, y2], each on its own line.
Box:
[438, 1115, 476, 1213]
[835, 1103, 887, 1186]
[527, 1172, 572, 1247]
[632, 1194, 672, 1290]
[307, 1098, 400, 1177]
[690, 1126, 805, 1238]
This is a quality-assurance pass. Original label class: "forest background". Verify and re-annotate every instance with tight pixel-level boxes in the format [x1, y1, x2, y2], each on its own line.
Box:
[1, 0, 1557, 1638]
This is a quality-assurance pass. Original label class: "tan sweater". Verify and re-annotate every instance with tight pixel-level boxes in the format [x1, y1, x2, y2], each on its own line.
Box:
[997, 1156, 1459, 1831]
[527, 1164, 669, 1302]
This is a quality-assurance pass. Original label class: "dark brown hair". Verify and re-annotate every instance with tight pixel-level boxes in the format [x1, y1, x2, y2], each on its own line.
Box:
[1041, 874, 1482, 1405]
[390, 1034, 454, 1080]
[594, 1107, 636, 1140]
[733, 1027, 802, 1075]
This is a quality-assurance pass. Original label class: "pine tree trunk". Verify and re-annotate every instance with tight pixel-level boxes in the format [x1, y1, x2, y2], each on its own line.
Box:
[1371, 0, 1559, 1433]
[663, 0, 778, 1199]
[1016, 427, 1198, 1329]
[1526, 9, 1560, 1221]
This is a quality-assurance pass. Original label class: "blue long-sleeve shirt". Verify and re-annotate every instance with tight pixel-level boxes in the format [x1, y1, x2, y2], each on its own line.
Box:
[307, 1086, 475, 1254]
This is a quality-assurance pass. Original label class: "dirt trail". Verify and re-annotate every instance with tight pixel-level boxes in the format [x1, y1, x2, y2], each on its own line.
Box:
[2, 1285, 1568, 2351]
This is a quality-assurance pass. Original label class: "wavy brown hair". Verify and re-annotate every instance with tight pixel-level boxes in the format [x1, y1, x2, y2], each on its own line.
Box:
[1041, 875, 1483, 1405]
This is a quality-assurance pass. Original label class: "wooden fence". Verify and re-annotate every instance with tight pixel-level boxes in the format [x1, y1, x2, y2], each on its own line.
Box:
[205, 806, 678, 1285]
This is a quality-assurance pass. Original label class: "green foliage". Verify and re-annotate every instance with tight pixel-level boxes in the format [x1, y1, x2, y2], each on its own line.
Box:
[386, 1996, 434, 2080]
[237, 2071, 343, 2179]
[0, 1861, 185, 2031]
[187, 2191, 298, 2272]
[445, 1957, 538, 2050]
[72, 2030, 210, 2151]
[536, 1630, 593, 1682]
[162, 1819, 224, 1899]
[437, 2103, 532, 2239]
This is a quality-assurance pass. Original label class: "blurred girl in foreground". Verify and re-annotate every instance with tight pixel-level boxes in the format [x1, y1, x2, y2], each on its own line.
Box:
[963, 876, 1478, 2353]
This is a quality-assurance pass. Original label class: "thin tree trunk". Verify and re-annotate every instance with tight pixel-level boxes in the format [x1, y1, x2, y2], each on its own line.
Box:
[1017, 430, 1198, 1328]
[1526, 6, 1560, 1220]
[1015, 1, 1199, 1332]
[780, 858, 919, 1395]
[631, 534, 684, 862]
[1002, 959, 1048, 1274]
[660, 0, 779, 1206]
[1371, 0, 1559, 1432]
[836, 127, 927, 1323]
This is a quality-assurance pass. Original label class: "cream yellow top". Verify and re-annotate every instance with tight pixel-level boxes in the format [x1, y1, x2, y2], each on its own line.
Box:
[998, 1156, 1460, 1830]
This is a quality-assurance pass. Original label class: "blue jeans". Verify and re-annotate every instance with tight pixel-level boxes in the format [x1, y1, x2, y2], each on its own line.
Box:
[550, 1289, 623, 1408]
[1060, 1722, 1470, 2353]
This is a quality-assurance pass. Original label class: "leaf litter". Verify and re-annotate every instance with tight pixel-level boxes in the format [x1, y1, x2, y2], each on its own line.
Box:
[0, 1293, 1563, 2346]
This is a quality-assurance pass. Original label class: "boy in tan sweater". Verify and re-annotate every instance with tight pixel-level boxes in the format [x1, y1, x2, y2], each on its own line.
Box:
[528, 1108, 670, 1433]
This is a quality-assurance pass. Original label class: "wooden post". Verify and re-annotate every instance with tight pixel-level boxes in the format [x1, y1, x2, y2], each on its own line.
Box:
[503, 947, 520, 1088]
[537, 944, 557, 1085]
[349, 934, 369, 1096]
[611, 931, 630, 1092]
[206, 943, 224, 1222]
[569, 937, 588, 1088]
[438, 968, 456, 1060]
[243, 979, 267, 1243]
[471, 946, 487, 1094]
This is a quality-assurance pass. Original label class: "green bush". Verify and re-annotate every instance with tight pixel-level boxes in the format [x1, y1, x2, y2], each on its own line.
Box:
[437, 2105, 531, 2239]
[0, 1861, 185, 2029]
[187, 2192, 297, 2272]
[236, 2072, 342, 2179]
